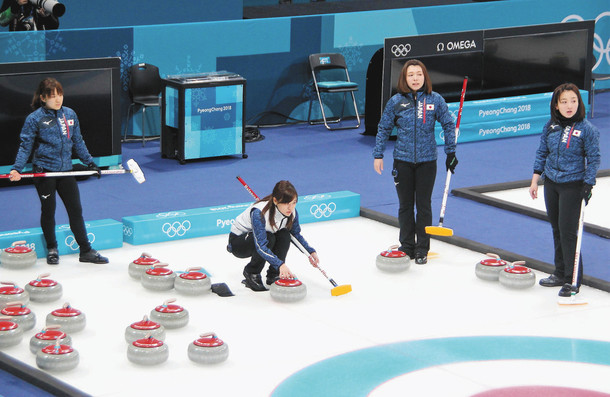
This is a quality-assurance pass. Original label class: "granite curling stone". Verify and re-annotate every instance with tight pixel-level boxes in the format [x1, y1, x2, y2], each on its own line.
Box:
[150, 299, 189, 329]
[269, 278, 307, 303]
[141, 263, 176, 291]
[46, 302, 86, 333]
[188, 332, 229, 364]
[0, 281, 29, 306]
[128, 252, 160, 280]
[1, 240, 36, 269]
[25, 273, 63, 303]
[0, 316, 23, 348]
[174, 267, 212, 296]
[36, 340, 79, 372]
[125, 315, 166, 343]
[499, 261, 536, 289]
[376, 245, 411, 273]
[127, 335, 169, 365]
[30, 326, 72, 354]
[1, 301, 36, 331]
[475, 253, 508, 281]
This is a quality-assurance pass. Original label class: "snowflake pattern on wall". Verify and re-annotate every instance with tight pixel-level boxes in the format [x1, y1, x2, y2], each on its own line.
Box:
[3, 33, 45, 60]
[339, 37, 365, 110]
[173, 55, 204, 77]
[115, 45, 145, 92]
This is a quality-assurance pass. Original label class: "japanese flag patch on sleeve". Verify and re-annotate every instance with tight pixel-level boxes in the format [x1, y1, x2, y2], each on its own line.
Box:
[425, 104, 435, 111]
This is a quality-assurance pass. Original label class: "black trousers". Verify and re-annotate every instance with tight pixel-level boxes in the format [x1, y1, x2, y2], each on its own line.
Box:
[33, 174, 91, 253]
[543, 179, 584, 287]
[393, 159, 436, 256]
[228, 229, 291, 277]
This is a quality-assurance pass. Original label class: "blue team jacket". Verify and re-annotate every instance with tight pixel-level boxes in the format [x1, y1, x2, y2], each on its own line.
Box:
[12, 106, 93, 173]
[373, 91, 456, 163]
[533, 119, 600, 186]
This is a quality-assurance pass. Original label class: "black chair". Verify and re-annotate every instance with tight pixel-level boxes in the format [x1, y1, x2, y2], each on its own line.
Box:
[308, 53, 360, 130]
[123, 63, 162, 146]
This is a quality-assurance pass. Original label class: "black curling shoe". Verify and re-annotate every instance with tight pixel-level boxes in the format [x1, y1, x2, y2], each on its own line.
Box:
[558, 283, 579, 297]
[539, 274, 564, 287]
[242, 270, 267, 292]
[79, 249, 109, 264]
[415, 255, 427, 265]
[46, 248, 59, 265]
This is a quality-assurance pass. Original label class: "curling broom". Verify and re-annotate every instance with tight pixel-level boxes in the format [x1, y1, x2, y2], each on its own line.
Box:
[558, 200, 588, 306]
[426, 76, 468, 237]
[1, 159, 145, 184]
[236, 176, 352, 296]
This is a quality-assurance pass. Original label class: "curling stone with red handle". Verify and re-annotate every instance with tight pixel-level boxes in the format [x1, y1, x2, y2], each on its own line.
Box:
[25, 273, 63, 303]
[174, 267, 212, 295]
[376, 245, 411, 273]
[188, 332, 229, 364]
[1, 240, 37, 269]
[141, 263, 176, 291]
[149, 299, 189, 329]
[128, 252, 160, 280]
[36, 340, 79, 372]
[30, 326, 72, 354]
[499, 261, 536, 289]
[127, 335, 169, 365]
[475, 253, 509, 281]
[46, 302, 86, 333]
[0, 316, 23, 348]
[1, 301, 36, 331]
[269, 278, 307, 303]
[0, 281, 29, 306]
[125, 315, 166, 343]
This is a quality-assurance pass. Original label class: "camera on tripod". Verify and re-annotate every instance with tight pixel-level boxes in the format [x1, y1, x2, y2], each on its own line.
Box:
[29, 0, 65, 17]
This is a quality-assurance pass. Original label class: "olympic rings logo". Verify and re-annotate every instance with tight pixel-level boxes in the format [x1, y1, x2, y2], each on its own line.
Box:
[58, 223, 91, 231]
[156, 212, 187, 218]
[302, 194, 331, 201]
[64, 233, 95, 251]
[562, 12, 610, 71]
[310, 202, 336, 218]
[123, 225, 133, 237]
[391, 43, 411, 57]
[162, 221, 191, 238]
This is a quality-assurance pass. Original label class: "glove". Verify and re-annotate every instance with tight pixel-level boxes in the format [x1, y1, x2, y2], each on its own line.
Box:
[582, 183, 592, 206]
[445, 152, 458, 174]
[87, 162, 101, 179]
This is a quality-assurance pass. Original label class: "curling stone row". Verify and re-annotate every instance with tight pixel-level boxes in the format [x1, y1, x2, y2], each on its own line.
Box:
[1, 241, 37, 269]
[141, 263, 212, 295]
[475, 254, 536, 289]
[376, 245, 411, 273]
[1, 274, 63, 305]
[30, 326, 72, 354]
[127, 332, 229, 366]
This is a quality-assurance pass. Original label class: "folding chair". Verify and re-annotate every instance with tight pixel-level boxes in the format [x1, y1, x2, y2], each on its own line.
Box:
[308, 53, 361, 130]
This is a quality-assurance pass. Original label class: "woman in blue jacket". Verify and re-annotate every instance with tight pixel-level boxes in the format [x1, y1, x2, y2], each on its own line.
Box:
[529, 83, 600, 297]
[373, 59, 457, 264]
[227, 180, 319, 291]
[9, 78, 108, 265]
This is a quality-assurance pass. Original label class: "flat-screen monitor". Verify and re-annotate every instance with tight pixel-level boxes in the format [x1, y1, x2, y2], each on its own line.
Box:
[0, 58, 121, 170]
